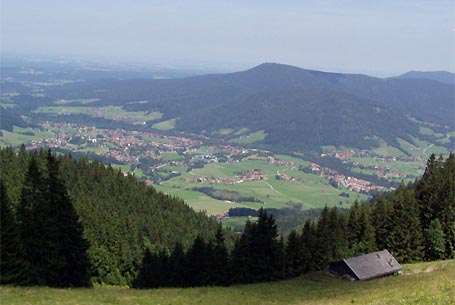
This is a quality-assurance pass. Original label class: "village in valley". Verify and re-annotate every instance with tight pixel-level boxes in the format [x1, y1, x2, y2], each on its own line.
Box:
[1, 63, 450, 216]
[3, 109, 437, 217]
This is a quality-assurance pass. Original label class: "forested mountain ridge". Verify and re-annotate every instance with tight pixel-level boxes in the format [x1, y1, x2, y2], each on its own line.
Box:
[41, 63, 453, 151]
[395, 70, 454, 85]
[0, 147, 224, 285]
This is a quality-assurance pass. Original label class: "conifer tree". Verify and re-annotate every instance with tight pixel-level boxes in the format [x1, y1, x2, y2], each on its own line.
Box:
[133, 248, 161, 288]
[16, 152, 91, 287]
[157, 248, 171, 286]
[169, 242, 186, 287]
[440, 154, 455, 258]
[300, 220, 317, 272]
[45, 151, 91, 287]
[231, 210, 284, 283]
[313, 207, 347, 268]
[285, 230, 304, 277]
[16, 154, 48, 285]
[276, 236, 286, 280]
[210, 224, 230, 285]
[347, 201, 361, 246]
[357, 206, 377, 254]
[415, 154, 446, 232]
[248, 208, 284, 282]
[386, 185, 424, 263]
[329, 207, 349, 260]
[0, 181, 27, 284]
[348, 204, 377, 256]
[185, 235, 209, 286]
[372, 196, 394, 251]
[425, 218, 446, 261]
[313, 207, 331, 269]
[231, 220, 252, 283]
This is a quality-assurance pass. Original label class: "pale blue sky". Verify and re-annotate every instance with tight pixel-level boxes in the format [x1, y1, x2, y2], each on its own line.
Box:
[1, 0, 454, 76]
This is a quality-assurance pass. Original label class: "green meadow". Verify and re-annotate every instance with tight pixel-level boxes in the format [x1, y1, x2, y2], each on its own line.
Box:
[33, 106, 163, 122]
[0, 127, 56, 147]
[158, 159, 366, 215]
[152, 118, 177, 130]
[230, 130, 267, 144]
[1, 260, 453, 305]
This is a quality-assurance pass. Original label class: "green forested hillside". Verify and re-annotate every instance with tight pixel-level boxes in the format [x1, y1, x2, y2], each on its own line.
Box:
[39, 63, 454, 151]
[1, 148, 453, 289]
[0, 147, 222, 285]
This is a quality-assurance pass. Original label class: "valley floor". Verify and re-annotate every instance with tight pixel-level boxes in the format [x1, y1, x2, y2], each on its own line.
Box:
[1, 260, 453, 305]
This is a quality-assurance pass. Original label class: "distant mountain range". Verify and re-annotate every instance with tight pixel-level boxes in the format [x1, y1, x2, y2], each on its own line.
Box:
[31, 63, 455, 151]
[394, 71, 454, 85]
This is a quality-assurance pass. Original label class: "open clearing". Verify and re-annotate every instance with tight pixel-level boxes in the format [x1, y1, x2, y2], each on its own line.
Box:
[1, 260, 453, 305]
[33, 106, 163, 123]
[159, 159, 367, 215]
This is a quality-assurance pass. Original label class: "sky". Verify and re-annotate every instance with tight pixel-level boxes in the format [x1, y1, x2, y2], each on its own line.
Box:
[1, 0, 454, 76]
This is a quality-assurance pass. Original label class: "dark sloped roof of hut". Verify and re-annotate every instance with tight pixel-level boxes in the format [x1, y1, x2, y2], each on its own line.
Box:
[343, 249, 402, 280]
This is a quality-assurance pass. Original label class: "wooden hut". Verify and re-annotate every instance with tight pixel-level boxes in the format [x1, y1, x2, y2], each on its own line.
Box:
[327, 249, 402, 281]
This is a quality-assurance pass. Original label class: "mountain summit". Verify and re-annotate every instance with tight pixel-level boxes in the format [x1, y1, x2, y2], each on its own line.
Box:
[395, 71, 454, 85]
[49, 63, 454, 151]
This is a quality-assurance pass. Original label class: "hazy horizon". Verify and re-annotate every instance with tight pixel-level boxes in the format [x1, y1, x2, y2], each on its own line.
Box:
[2, 0, 454, 77]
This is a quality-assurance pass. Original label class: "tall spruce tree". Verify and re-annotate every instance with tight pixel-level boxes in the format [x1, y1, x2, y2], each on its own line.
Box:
[17, 154, 48, 285]
[133, 248, 161, 288]
[231, 220, 252, 283]
[231, 209, 284, 283]
[300, 220, 317, 272]
[329, 207, 349, 260]
[415, 155, 447, 233]
[248, 208, 284, 282]
[440, 154, 455, 258]
[313, 207, 347, 269]
[285, 230, 304, 277]
[185, 235, 209, 286]
[372, 195, 394, 251]
[347, 201, 362, 247]
[0, 180, 27, 284]
[209, 224, 230, 285]
[313, 207, 330, 270]
[386, 185, 424, 263]
[169, 242, 186, 287]
[425, 218, 446, 261]
[348, 203, 377, 256]
[16, 152, 91, 287]
[45, 151, 91, 287]
[357, 206, 377, 254]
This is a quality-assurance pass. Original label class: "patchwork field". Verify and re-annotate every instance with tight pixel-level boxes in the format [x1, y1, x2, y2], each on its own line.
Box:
[1, 92, 452, 220]
[33, 106, 163, 123]
[1, 260, 453, 305]
[156, 159, 368, 215]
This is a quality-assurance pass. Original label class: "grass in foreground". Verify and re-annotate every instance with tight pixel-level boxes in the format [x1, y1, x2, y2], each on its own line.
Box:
[1, 260, 453, 305]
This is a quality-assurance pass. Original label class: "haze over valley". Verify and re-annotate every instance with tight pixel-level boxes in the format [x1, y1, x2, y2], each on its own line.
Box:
[1, 1, 454, 303]
[1, 58, 453, 220]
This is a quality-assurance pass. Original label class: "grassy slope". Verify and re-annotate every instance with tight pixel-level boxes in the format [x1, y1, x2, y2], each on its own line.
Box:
[33, 105, 163, 122]
[2, 260, 453, 305]
[159, 159, 366, 215]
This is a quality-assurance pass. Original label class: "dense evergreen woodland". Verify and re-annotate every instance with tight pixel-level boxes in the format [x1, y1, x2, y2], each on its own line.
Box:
[1, 148, 454, 288]
[0, 147, 222, 286]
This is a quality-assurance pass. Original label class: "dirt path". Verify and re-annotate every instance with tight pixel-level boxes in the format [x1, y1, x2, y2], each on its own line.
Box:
[423, 143, 435, 154]
[263, 181, 285, 197]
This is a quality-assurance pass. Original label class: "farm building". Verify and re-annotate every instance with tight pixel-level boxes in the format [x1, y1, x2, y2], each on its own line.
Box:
[327, 249, 402, 281]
